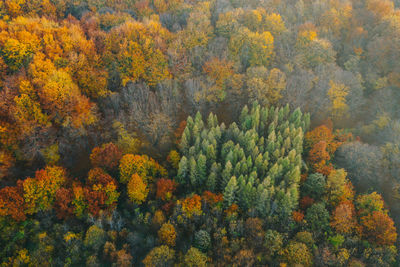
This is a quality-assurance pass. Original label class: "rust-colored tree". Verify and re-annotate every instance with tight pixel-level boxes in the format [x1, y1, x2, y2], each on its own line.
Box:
[330, 201, 359, 235]
[156, 178, 176, 201]
[0, 185, 26, 221]
[90, 143, 122, 171]
[54, 187, 74, 219]
[360, 211, 397, 246]
[179, 194, 202, 218]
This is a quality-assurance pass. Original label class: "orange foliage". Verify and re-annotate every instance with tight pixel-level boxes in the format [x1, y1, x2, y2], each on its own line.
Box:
[360, 211, 397, 246]
[156, 178, 176, 201]
[366, 0, 394, 19]
[292, 210, 305, 222]
[305, 125, 336, 153]
[203, 58, 234, 88]
[308, 141, 330, 164]
[0, 185, 26, 221]
[225, 203, 239, 217]
[127, 173, 148, 204]
[152, 210, 166, 227]
[305, 125, 349, 175]
[331, 201, 359, 235]
[180, 194, 202, 218]
[174, 120, 187, 144]
[202, 191, 223, 206]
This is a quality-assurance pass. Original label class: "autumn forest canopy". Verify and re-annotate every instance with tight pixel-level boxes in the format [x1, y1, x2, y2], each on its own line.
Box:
[0, 0, 400, 266]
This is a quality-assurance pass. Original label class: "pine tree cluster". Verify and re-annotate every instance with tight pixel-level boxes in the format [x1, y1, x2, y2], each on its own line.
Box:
[177, 102, 310, 220]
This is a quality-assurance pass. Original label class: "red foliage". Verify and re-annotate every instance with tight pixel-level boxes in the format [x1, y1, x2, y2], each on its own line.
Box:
[156, 178, 177, 201]
[87, 168, 117, 187]
[162, 201, 175, 215]
[90, 143, 122, 170]
[0, 185, 26, 221]
[84, 187, 107, 217]
[202, 191, 223, 206]
[300, 196, 315, 210]
[54, 187, 74, 219]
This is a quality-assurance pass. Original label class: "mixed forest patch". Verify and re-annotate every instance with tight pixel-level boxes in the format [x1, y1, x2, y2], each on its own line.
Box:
[0, 0, 399, 266]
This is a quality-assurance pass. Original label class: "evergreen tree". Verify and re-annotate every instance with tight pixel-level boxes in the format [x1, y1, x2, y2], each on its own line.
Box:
[221, 161, 233, 190]
[177, 156, 189, 184]
[189, 157, 198, 187]
[224, 176, 238, 207]
[196, 154, 207, 188]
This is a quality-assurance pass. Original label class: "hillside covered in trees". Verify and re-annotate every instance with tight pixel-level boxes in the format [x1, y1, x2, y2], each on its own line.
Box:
[0, 0, 399, 266]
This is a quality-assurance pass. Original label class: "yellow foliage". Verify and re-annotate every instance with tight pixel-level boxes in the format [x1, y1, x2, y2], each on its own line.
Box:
[14, 94, 49, 133]
[325, 169, 354, 206]
[64, 232, 79, 243]
[127, 173, 148, 204]
[158, 222, 176, 247]
[119, 154, 167, 184]
[297, 30, 317, 46]
[263, 13, 286, 35]
[230, 28, 274, 67]
[23, 166, 66, 214]
[327, 80, 349, 121]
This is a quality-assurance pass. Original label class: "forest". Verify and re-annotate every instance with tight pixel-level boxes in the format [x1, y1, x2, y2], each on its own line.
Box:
[0, 0, 399, 266]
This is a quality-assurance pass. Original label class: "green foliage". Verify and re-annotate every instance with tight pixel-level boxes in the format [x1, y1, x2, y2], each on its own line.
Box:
[305, 202, 330, 237]
[84, 225, 106, 251]
[177, 103, 306, 217]
[194, 230, 211, 252]
[302, 173, 326, 200]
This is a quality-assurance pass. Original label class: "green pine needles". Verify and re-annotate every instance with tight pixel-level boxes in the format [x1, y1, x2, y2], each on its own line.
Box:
[177, 102, 310, 219]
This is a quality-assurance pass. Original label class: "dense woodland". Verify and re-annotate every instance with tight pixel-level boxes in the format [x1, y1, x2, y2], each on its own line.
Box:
[0, 0, 399, 266]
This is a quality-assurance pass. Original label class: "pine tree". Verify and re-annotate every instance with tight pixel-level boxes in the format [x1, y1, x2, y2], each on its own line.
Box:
[256, 187, 271, 217]
[189, 157, 198, 187]
[206, 164, 218, 192]
[177, 156, 188, 184]
[224, 176, 238, 207]
[240, 105, 249, 126]
[196, 153, 207, 187]
[179, 129, 190, 154]
[207, 112, 216, 128]
[221, 161, 233, 190]
[206, 144, 216, 166]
